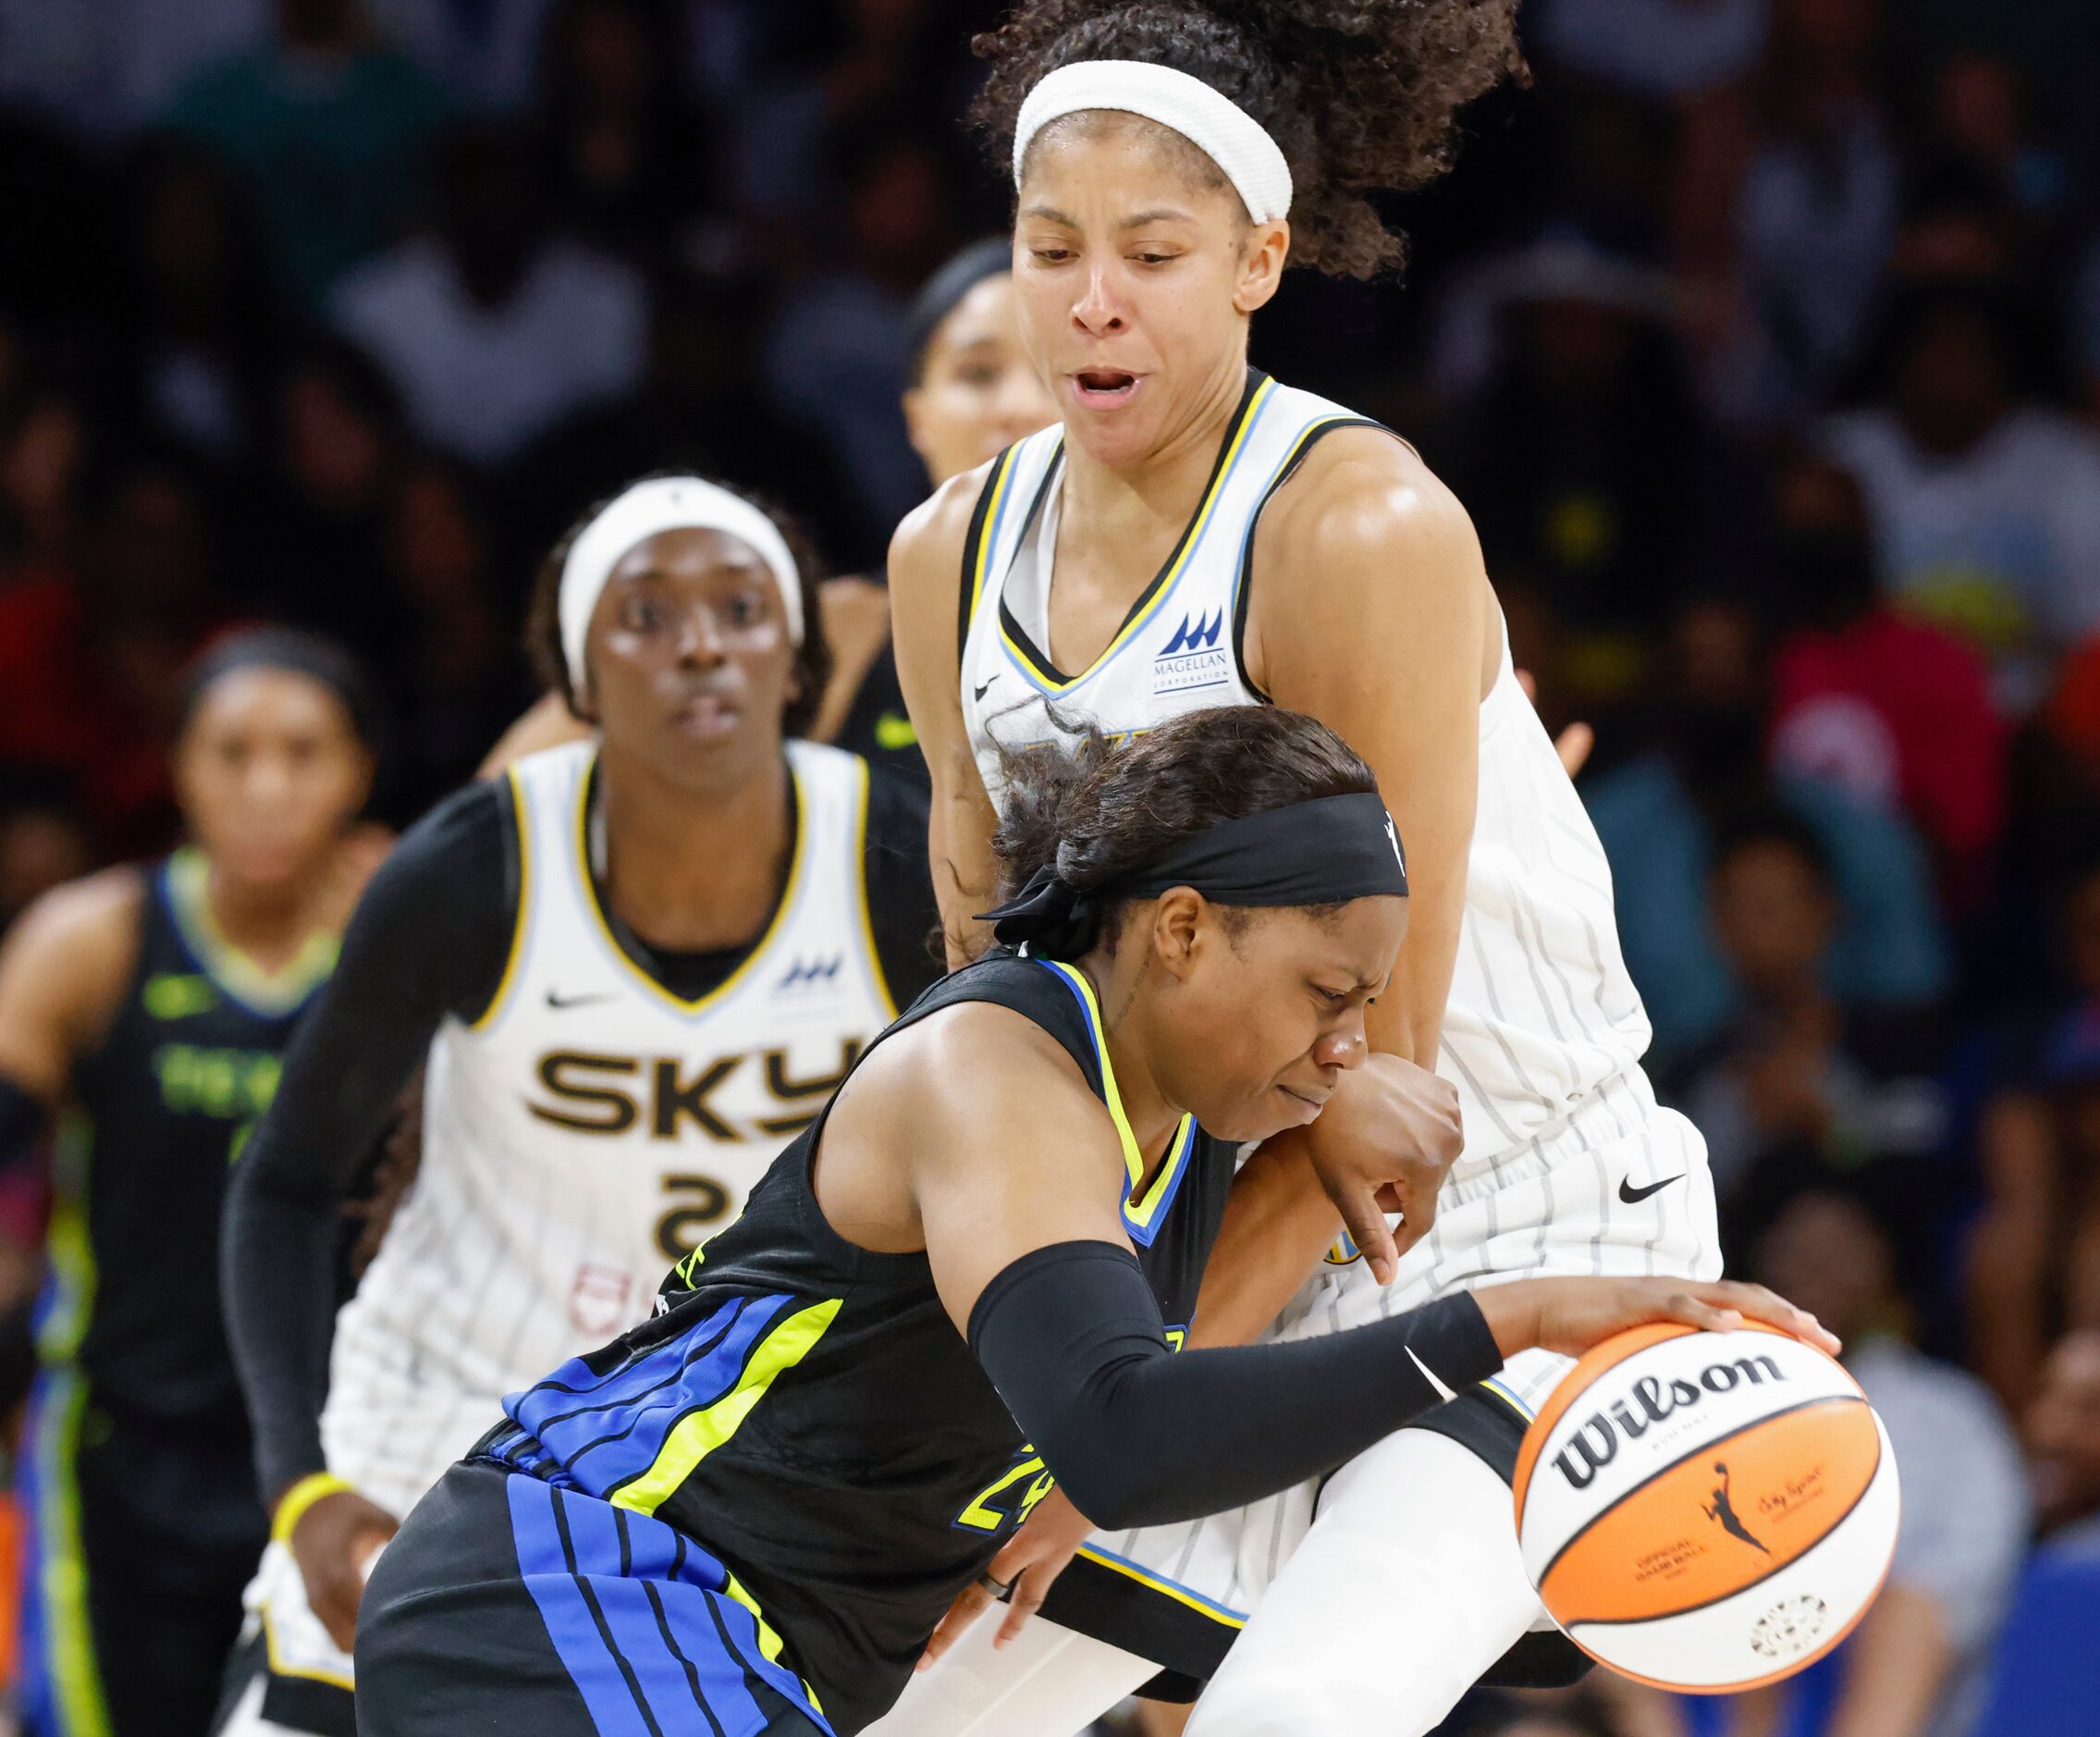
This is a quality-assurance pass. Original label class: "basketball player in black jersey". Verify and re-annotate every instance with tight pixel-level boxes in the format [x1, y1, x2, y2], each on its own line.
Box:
[0, 632, 380, 1737]
[354, 706, 1833, 1737]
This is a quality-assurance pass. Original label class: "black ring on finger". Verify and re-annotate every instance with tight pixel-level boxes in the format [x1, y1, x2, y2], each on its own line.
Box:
[976, 1570, 1013, 1600]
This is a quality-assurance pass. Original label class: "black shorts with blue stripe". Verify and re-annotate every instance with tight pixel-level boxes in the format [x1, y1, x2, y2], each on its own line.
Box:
[356, 1457, 832, 1737]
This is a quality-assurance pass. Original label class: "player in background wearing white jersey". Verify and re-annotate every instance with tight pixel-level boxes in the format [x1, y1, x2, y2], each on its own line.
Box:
[214, 477, 942, 1737]
[879, 3, 1724, 1734]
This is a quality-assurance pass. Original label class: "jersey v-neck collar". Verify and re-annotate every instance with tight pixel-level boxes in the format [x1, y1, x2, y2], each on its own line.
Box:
[571, 752, 806, 1016]
[997, 369, 1276, 695]
[1034, 956, 1198, 1248]
[161, 848, 338, 1019]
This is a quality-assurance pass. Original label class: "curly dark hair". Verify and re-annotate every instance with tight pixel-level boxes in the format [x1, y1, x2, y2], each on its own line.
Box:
[971, 0, 1525, 277]
[524, 474, 832, 740]
[991, 705, 1378, 954]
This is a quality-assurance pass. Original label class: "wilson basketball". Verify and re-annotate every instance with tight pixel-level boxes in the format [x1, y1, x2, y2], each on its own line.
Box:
[1512, 1324, 1900, 1692]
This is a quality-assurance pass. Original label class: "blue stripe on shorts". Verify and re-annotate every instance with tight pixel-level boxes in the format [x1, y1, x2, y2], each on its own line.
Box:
[505, 1471, 832, 1737]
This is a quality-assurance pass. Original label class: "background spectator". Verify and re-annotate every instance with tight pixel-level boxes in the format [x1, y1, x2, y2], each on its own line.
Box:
[330, 118, 646, 466]
[1740, 1173, 2031, 1737]
[2027, 1328, 2100, 1551]
[164, 0, 442, 303]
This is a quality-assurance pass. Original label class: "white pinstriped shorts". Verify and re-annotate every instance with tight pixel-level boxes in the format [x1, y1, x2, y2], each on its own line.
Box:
[1075, 1069, 1722, 1633]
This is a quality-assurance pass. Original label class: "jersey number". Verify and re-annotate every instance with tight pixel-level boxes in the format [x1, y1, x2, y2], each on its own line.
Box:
[655, 1175, 732, 1260]
[953, 1447, 1057, 1535]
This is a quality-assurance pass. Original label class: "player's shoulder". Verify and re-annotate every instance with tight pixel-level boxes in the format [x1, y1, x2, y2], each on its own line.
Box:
[889, 462, 994, 599]
[6, 864, 146, 967]
[0, 864, 148, 1042]
[1271, 425, 1474, 556]
[856, 990, 1101, 1145]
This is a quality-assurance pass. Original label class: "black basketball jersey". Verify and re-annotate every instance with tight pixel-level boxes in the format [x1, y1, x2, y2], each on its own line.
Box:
[481, 949, 1234, 1734]
[45, 851, 335, 1429]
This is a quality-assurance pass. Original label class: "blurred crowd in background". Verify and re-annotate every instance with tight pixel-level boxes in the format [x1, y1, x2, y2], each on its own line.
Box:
[4, 1, 2100, 1733]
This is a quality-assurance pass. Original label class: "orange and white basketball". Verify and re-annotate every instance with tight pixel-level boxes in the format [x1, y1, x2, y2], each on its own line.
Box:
[1512, 1323, 1900, 1692]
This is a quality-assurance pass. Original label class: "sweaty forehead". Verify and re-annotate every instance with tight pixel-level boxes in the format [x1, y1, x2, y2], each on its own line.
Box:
[1021, 110, 1233, 209]
[607, 525, 768, 584]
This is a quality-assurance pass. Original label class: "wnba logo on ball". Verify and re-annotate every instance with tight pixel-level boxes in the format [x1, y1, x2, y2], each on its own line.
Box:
[1553, 1353, 1787, 1490]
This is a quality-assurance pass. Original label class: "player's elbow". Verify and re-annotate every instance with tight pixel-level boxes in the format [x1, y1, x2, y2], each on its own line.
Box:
[1039, 1448, 1190, 1532]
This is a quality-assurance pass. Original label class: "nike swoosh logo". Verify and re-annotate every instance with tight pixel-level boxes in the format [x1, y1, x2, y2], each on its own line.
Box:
[973, 676, 998, 701]
[546, 989, 618, 1010]
[1619, 1174, 1685, 1205]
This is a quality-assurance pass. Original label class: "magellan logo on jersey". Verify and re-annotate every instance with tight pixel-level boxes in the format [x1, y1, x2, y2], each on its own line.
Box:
[1552, 1351, 1788, 1491]
[776, 955, 842, 993]
[1151, 610, 1231, 697]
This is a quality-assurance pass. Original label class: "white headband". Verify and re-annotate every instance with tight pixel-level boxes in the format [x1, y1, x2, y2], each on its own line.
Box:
[1013, 60, 1293, 226]
[559, 476, 804, 693]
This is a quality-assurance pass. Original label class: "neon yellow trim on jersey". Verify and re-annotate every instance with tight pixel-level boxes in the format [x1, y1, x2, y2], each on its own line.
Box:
[1036, 960, 1195, 1232]
[470, 764, 534, 1031]
[33, 1369, 112, 1736]
[964, 448, 1022, 640]
[165, 849, 338, 1017]
[37, 1114, 96, 1362]
[1074, 1544, 1246, 1630]
[572, 750, 809, 1016]
[848, 758, 898, 1019]
[611, 1297, 842, 1517]
[260, 1591, 357, 1692]
[723, 1572, 824, 1712]
[997, 376, 1276, 694]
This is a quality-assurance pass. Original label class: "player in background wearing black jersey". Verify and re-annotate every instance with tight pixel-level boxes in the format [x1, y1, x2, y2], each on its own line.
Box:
[354, 706, 1834, 1737]
[0, 632, 379, 1737]
[484, 239, 1057, 784]
[215, 477, 941, 1737]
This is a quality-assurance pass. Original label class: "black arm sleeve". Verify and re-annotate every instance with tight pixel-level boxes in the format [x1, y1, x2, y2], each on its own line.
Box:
[863, 766, 944, 1006]
[222, 780, 518, 1504]
[968, 1241, 1504, 1531]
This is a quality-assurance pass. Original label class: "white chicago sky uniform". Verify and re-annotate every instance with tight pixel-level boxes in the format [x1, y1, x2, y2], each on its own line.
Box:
[955, 371, 1719, 1653]
[240, 739, 902, 1718]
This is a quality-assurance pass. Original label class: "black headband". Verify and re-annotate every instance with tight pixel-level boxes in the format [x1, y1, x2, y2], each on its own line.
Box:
[905, 238, 1013, 383]
[979, 792, 1408, 960]
[178, 627, 381, 747]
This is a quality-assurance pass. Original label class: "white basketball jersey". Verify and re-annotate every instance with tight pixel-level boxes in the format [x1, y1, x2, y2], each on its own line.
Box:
[322, 738, 899, 1515]
[959, 372, 1655, 1186]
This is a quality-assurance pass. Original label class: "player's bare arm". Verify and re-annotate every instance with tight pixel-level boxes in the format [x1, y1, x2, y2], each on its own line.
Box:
[891, 469, 1005, 967]
[0, 868, 142, 1105]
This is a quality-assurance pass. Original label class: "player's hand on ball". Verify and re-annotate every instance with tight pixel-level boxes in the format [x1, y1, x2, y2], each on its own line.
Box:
[1300, 1053, 1461, 1284]
[288, 1486, 399, 1653]
[1477, 1276, 1842, 1361]
[916, 1487, 1093, 1670]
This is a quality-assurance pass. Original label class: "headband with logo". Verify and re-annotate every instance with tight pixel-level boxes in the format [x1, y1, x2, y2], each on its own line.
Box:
[980, 791, 1406, 960]
[559, 476, 804, 695]
[1013, 60, 1293, 226]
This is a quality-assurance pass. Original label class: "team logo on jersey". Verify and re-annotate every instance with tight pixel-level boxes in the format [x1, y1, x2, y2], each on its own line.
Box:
[775, 955, 843, 993]
[568, 1263, 634, 1337]
[1151, 610, 1231, 697]
[527, 1039, 865, 1141]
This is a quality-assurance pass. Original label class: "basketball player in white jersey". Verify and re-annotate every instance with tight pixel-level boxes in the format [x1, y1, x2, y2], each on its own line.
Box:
[215, 477, 941, 1736]
[878, 4, 1725, 1733]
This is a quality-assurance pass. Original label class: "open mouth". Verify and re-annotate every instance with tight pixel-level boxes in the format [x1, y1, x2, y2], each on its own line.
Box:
[1071, 368, 1140, 406]
[674, 693, 742, 737]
